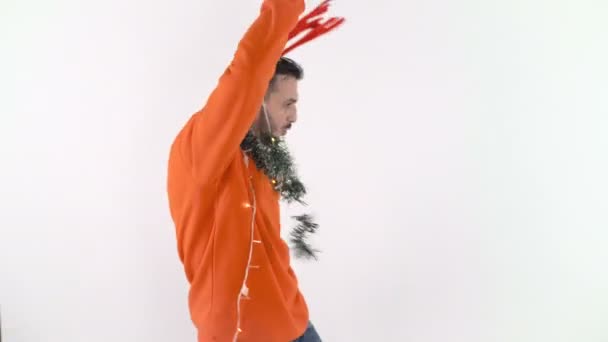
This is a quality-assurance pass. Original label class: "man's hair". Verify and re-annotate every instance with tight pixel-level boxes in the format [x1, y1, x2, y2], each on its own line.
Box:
[269, 57, 303, 91]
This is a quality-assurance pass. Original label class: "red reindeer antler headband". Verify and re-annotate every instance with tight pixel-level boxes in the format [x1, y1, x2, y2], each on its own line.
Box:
[282, 0, 345, 56]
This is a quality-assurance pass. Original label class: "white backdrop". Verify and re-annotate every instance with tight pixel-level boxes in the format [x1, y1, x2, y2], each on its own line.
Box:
[1, 0, 608, 341]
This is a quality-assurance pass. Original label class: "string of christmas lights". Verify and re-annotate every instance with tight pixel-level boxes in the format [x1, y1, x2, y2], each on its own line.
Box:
[240, 131, 319, 259]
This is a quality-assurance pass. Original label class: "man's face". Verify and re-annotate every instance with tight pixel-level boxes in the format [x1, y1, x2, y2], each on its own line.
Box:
[263, 75, 299, 137]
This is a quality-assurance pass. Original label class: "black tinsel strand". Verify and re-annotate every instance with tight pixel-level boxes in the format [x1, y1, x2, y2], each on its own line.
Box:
[240, 131, 319, 259]
[290, 214, 320, 260]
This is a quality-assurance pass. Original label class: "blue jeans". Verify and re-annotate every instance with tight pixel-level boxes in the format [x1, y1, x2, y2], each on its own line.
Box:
[292, 321, 322, 342]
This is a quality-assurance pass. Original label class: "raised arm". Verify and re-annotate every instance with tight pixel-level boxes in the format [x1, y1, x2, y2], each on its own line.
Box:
[174, 0, 305, 186]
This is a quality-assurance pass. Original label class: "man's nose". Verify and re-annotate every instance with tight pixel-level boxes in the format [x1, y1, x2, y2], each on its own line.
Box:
[289, 108, 298, 123]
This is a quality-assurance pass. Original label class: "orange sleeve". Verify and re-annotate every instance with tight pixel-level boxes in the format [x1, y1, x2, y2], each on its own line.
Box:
[175, 0, 305, 186]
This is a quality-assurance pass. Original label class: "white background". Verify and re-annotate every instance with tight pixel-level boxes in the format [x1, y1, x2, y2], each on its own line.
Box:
[2, 0, 608, 341]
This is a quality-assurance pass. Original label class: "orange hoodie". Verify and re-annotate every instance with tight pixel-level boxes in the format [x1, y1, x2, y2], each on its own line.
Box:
[166, 1, 308, 341]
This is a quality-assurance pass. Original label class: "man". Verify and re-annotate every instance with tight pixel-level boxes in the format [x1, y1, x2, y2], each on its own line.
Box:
[166, 1, 343, 341]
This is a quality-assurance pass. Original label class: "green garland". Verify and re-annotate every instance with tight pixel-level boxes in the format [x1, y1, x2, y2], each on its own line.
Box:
[241, 131, 319, 260]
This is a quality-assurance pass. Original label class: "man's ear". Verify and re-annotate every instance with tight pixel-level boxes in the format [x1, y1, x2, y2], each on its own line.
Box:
[264, 87, 274, 102]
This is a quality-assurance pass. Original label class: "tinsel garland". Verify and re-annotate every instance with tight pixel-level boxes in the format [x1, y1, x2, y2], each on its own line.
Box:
[240, 131, 319, 260]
